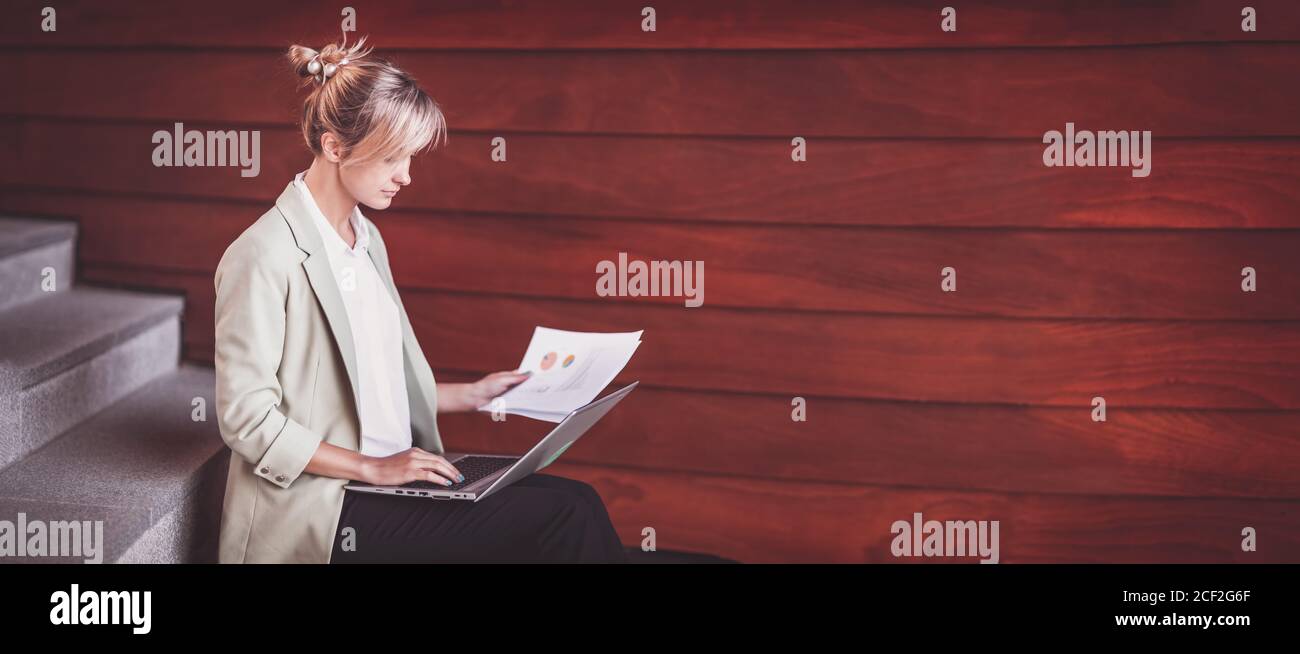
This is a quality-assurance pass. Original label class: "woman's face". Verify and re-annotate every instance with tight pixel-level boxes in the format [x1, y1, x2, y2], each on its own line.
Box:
[338, 151, 413, 210]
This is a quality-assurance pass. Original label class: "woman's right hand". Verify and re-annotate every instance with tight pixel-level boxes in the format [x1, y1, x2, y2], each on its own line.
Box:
[359, 447, 463, 487]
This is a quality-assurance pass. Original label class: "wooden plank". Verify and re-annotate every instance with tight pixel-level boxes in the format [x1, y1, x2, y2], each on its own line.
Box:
[406, 293, 1300, 409]
[78, 265, 1300, 409]
[4, 0, 1299, 49]
[10, 45, 1300, 137]
[547, 461, 1300, 562]
[436, 384, 1300, 499]
[5, 191, 1298, 320]
[5, 120, 1299, 229]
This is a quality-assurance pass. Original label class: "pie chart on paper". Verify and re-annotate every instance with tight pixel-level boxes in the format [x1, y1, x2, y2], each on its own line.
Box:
[539, 351, 557, 370]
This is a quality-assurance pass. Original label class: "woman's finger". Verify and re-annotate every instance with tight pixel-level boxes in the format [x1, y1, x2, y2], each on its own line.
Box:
[494, 371, 531, 390]
[412, 457, 462, 483]
[407, 448, 461, 479]
[422, 469, 455, 486]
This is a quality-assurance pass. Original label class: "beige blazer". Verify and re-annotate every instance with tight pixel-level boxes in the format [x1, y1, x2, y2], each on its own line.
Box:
[213, 182, 444, 564]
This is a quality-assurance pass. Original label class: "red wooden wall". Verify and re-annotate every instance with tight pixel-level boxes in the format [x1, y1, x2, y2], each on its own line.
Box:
[3, 0, 1299, 562]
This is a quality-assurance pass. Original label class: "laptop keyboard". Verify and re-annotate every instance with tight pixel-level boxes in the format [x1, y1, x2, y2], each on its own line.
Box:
[403, 455, 517, 491]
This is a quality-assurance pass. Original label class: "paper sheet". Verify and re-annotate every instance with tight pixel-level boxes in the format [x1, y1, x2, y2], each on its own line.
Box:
[477, 326, 642, 422]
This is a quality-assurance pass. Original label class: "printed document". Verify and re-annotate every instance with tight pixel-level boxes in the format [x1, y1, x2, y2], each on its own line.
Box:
[477, 326, 642, 422]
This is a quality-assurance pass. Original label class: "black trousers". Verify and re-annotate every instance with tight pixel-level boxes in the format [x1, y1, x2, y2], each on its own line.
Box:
[330, 472, 630, 563]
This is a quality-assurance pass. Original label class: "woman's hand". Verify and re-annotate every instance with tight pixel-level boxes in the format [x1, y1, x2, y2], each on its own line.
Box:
[359, 447, 464, 487]
[438, 370, 531, 412]
[466, 370, 532, 408]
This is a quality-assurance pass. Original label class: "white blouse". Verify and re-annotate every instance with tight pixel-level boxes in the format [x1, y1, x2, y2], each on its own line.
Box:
[293, 172, 412, 458]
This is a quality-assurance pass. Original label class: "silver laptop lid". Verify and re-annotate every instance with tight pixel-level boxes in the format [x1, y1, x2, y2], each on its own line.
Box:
[475, 381, 639, 501]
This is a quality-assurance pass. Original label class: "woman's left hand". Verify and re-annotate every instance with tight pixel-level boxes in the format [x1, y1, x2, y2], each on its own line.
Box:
[460, 370, 531, 410]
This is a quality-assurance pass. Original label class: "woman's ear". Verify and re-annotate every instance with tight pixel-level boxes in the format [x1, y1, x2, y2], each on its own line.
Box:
[319, 132, 344, 163]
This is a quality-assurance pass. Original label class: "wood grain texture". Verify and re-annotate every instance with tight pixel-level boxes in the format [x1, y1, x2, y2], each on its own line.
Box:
[4, 120, 1299, 229]
[2, 191, 1298, 320]
[41, 264, 1291, 501]
[404, 293, 1300, 411]
[547, 461, 1300, 563]
[437, 384, 1300, 500]
[9, 45, 1300, 137]
[73, 264, 1300, 410]
[4, 0, 1299, 49]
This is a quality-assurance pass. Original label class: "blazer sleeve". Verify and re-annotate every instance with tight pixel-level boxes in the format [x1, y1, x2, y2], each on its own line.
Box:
[213, 236, 321, 490]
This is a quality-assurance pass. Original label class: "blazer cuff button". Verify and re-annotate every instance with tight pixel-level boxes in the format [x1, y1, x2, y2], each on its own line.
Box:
[260, 467, 270, 474]
[275, 474, 287, 483]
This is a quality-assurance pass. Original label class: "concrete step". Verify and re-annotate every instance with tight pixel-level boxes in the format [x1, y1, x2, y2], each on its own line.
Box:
[0, 364, 227, 563]
[0, 217, 77, 312]
[0, 286, 183, 471]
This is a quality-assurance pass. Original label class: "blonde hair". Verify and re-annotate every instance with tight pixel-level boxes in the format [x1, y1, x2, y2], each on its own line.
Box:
[287, 36, 447, 166]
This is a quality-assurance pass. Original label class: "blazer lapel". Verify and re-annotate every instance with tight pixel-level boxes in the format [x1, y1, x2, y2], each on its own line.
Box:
[273, 183, 363, 414]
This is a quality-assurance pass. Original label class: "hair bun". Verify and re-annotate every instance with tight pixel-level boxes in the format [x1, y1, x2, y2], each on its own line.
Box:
[288, 37, 372, 86]
[286, 35, 447, 167]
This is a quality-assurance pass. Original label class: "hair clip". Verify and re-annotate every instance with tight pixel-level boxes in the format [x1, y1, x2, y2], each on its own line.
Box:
[306, 55, 348, 83]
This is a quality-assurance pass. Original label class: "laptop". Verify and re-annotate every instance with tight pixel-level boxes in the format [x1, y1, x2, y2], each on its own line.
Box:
[343, 381, 638, 502]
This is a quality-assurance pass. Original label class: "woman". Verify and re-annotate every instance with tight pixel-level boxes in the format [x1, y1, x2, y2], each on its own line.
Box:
[212, 36, 628, 564]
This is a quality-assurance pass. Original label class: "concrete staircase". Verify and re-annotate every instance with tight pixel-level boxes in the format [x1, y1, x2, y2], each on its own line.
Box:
[0, 216, 227, 563]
